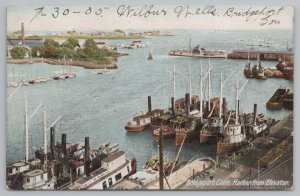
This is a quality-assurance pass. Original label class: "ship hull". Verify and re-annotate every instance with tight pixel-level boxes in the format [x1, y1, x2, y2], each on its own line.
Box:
[176, 129, 196, 146]
[199, 131, 222, 144]
[217, 142, 242, 154]
[125, 124, 149, 132]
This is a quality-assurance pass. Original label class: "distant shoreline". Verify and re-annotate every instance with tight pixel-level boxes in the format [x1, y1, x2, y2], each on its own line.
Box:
[7, 53, 128, 69]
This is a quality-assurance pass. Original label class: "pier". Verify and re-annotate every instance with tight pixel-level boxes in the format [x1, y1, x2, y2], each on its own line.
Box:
[228, 50, 293, 61]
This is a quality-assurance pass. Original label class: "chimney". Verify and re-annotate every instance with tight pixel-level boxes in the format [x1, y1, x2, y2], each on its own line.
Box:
[50, 127, 55, 159]
[148, 96, 152, 113]
[171, 97, 175, 115]
[61, 133, 67, 162]
[84, 137, 90, 177]
[222, 98, 226, 110]
[185, 93, 190, 115]
[253, 104, 257, 125]
[21, 22, 25, 45]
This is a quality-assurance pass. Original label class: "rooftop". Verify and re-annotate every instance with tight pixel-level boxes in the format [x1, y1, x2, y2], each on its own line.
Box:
[102, 151, 125, 163]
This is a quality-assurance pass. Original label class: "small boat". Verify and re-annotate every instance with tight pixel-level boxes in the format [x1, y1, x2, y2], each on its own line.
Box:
[96, 67, 112, 75]
[53, 76, 60, 80]
[125, 113, 151, 132]
[148, 52, 153, 60]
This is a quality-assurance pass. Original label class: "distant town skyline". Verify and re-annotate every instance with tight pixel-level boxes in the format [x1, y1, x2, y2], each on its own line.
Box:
[7, 5, 294, 32]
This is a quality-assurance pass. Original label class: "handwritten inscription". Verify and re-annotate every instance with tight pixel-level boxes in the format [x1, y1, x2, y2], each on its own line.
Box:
[223, 6, 284, 26]
[173, 5, 218, 18]
[31, 6, 109, 22]
[30, 5, 287, 27]
[116, 5, 167, 17]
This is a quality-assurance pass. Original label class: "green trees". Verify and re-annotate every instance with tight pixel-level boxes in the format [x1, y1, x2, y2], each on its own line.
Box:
[29, 38, 116, 65]
[10, 46, 28, 59]
[61, 38, 79, 50]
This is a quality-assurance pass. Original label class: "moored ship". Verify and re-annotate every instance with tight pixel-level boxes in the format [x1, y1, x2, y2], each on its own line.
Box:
[69, 150, 136, 190]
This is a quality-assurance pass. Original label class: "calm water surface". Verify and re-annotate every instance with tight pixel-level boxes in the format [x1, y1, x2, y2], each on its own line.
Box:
[6, 29, 293, 169]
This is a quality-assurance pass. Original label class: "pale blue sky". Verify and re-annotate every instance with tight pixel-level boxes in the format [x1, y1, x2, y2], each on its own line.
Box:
[7, 5, 294, 32]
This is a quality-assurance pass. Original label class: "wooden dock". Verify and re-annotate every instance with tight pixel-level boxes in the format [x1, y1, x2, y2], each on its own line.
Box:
[145, 158, 214, 190]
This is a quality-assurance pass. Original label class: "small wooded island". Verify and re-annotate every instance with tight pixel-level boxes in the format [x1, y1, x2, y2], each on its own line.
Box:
[7, 38, 127, 69]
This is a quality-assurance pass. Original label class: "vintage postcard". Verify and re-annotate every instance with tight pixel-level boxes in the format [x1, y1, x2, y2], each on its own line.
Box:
[6, 4, 294, 190]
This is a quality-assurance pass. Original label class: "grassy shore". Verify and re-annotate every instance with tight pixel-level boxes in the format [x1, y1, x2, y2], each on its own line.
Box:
[7, 54, 128, 69]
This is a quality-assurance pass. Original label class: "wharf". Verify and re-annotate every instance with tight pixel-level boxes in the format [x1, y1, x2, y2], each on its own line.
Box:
[183, 114, 293, 190]
[145, 158, 214, 190]
[228, 50, 293, 61]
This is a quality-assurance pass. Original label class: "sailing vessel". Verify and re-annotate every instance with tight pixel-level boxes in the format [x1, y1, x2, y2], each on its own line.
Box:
[7, 92, 56, 190]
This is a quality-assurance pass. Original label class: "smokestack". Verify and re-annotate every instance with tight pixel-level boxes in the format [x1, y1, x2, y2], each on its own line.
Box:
[148, 96, 152, 113]
[185, 93, 190, 115]
[253, 104, 257, 125]
[222, 98, 226, 110]
[84, 137, 90, 177]
[21, 22, 25, 45]
[171, 97, 175, 115]
[61, 133, 67, 162]
[50, 127, 55, 159]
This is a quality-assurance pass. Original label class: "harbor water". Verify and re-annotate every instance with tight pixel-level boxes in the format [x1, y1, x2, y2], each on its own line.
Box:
[6, 29, 293, 170]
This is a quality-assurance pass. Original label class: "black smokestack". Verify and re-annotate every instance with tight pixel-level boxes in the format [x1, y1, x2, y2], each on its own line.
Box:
[185, 93, 190, 115]
[84, 137, 90, 177]
[61, 133, 67, 162]
[50, 127, 55, 159]
[253, 104, 257, 125]
[222, 98, 226, 110]
[171, 97, 175, 115]
[21, 22, 25, 45]
[148, 96, 152, 113]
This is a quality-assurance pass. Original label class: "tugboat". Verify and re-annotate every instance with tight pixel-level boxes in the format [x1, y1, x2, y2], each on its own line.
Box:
[244, 54, 267, 80]
[217, 77, 247, 154]
[244, 104, 270, 138]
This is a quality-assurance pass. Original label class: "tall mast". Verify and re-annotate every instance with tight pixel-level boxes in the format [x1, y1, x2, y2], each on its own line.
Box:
[219, 72, 223, 119]
[24, 89, 29, 162]
[43, 111, 47, 170]
[247, 52, 250, 64]
[173, 65, 176, 100]
[188, 62, 192, 104]
[189, 38, 192, 53]
[199, 62, 203, 119]
[235, 76, 239, 125]
[208, 58, 211, 111]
